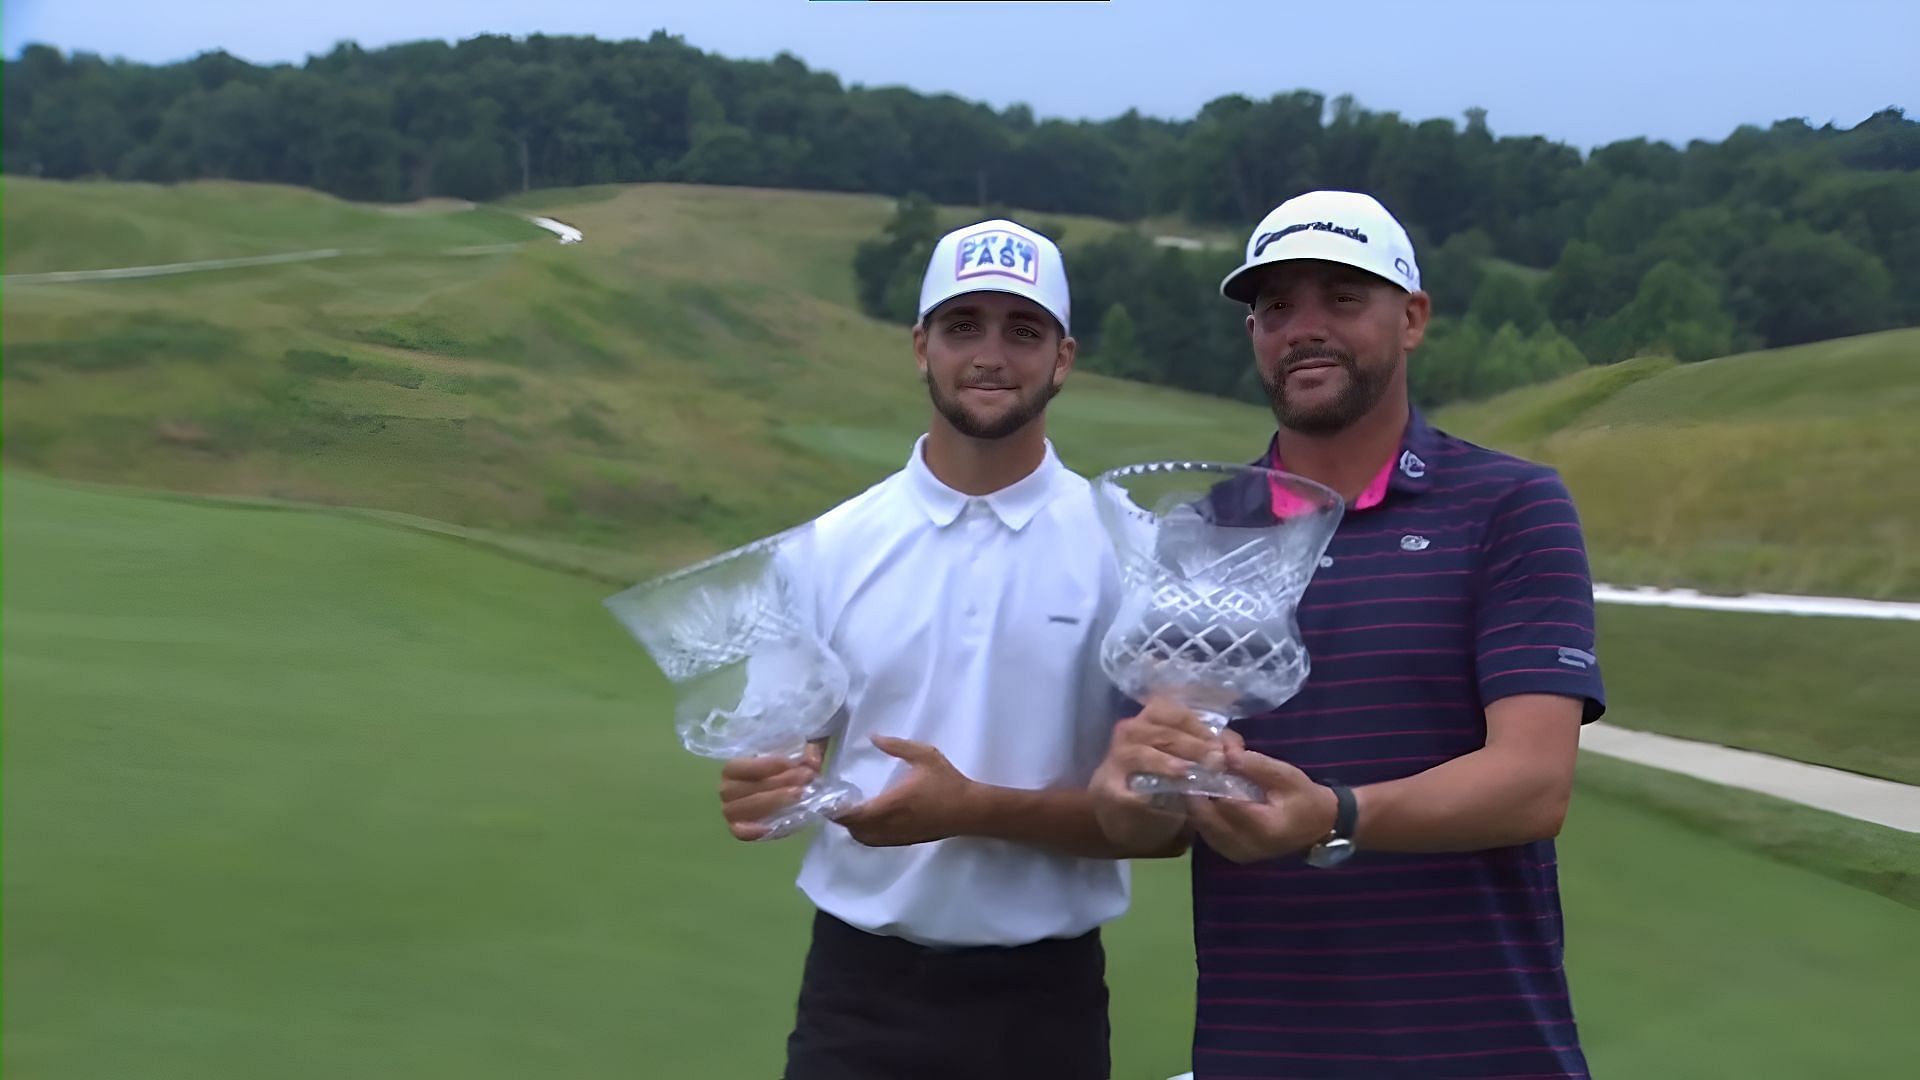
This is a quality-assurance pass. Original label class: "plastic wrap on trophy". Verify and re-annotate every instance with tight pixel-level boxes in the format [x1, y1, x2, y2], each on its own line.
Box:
[604, 523, 861, 839]
[1092, 462, 1344, 801]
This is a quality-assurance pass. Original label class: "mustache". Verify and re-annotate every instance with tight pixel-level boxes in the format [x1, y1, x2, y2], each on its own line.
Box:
[1280, 345, 1358, 371]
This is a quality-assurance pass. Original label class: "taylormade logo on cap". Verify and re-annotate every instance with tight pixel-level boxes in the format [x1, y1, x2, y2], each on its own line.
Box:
[1220, 191, 1421, 303]
[919, 218, 1071, 335]
[1254, 220, 1368, 256]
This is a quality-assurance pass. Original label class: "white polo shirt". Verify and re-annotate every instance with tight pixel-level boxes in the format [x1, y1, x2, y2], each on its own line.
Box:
[794, 435, 1130, 948]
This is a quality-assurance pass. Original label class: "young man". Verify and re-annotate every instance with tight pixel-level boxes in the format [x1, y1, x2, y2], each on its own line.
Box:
[718, 218, 1159, 1080]
[1093, 191, 1607, 1079]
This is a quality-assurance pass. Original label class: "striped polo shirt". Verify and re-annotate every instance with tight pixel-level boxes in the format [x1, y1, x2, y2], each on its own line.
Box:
[1192, 409, 1607, 1079]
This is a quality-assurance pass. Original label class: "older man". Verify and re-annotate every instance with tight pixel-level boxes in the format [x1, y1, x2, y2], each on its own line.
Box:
[1096, 190, 1606, 1079]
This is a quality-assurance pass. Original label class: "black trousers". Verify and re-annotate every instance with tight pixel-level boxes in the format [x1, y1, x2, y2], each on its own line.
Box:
[783, 910, 1111, 1080]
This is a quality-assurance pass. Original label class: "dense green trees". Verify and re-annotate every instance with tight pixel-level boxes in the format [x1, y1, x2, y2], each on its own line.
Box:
[8, 33, 1914, 405]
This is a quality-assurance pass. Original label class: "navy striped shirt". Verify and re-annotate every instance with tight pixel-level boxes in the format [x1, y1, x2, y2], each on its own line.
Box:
[1193, 410, 1606, 1079]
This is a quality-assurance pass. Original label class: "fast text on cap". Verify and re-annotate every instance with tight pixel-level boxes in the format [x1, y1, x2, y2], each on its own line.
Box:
[954, 229, 1040, 285]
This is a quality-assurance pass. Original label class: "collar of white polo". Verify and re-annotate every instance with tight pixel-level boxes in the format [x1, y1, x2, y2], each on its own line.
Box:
[903, 434, 1064, 531]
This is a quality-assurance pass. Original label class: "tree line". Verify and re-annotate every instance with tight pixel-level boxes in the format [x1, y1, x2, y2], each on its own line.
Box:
[8, 33, 1916, 405]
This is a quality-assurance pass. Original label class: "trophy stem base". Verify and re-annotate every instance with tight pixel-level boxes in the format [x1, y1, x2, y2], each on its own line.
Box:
[1123, 708, 1262, 802]
[1128, 768, 1263, 803]
[754, 778, 863, 842]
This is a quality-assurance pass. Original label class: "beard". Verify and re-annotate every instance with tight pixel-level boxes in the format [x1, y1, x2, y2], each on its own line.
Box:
[1260, 344, 1393, 436]
[926, 373, 1060, 440]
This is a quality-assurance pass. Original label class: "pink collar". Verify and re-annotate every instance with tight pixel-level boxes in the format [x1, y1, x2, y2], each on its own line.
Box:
[1268, 445, 1392, 516]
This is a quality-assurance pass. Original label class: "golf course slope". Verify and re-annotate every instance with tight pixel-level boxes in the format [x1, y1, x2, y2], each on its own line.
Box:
[9, 178, 1917, 598]
[1438, 328, 1920, 600]
[0, 178, 1272, 580]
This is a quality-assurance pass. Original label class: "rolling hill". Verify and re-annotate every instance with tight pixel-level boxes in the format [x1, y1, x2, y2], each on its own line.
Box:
[1436, 329, 1920, 599]
[2, 178, 546, 273]
[1, 178, 1270, 579]
[7, 177, 1916, 598]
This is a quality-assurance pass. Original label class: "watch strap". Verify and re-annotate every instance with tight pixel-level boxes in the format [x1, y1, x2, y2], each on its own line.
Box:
[1327, 782, 1357, 842]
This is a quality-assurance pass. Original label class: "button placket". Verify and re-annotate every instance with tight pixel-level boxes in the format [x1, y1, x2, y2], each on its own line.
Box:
[961, 500, 991, 620]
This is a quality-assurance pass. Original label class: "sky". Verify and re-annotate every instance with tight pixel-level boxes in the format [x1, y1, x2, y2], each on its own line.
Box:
[4, 0, 1913, 151]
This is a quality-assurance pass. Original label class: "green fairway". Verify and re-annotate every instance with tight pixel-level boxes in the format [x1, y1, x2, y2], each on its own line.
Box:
[1596, 604, 1920, 786]
[1574, 753, 1919, 910]
[7, 473, 1918, 1079]
[2, 472, 807, 1078]
[1558, 757, 1920, 1078]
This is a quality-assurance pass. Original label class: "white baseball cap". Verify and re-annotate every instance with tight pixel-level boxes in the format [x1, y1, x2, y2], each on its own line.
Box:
[1219, 190, 1421, 304]
[918, 218, 1071, 335]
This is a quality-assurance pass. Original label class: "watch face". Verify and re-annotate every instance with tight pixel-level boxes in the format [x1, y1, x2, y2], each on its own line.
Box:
[1307, 838, 1354, 868]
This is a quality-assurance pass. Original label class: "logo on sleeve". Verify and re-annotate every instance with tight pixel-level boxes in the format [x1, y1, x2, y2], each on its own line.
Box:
[955, 229, 1040, 285]
[1556, 647, 1597, 670]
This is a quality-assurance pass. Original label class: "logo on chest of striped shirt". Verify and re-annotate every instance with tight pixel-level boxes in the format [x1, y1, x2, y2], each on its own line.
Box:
[1399, 534, 1431, 551]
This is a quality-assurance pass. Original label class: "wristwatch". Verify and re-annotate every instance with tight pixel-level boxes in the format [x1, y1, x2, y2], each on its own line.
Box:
[1305, 783, 1357, 868]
